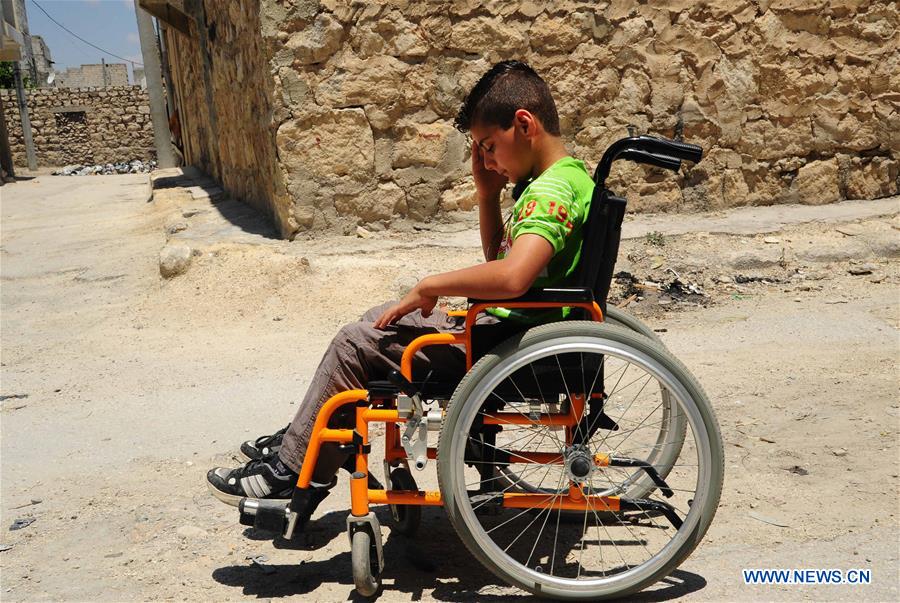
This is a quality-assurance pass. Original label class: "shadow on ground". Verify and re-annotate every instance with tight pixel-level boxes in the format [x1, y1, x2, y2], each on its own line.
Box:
[212, 505, 708, 600]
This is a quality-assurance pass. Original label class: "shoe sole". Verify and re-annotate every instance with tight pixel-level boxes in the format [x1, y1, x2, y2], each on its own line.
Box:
[205, 478, 289, 508]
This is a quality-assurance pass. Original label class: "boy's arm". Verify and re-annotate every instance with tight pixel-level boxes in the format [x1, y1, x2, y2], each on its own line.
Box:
[472, 143, 507, 261]
[479, 193, 503, 262]
[373, 234, 553, 329]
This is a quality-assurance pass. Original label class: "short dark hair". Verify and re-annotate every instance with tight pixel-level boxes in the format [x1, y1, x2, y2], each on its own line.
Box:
[454, 60, 561, 136]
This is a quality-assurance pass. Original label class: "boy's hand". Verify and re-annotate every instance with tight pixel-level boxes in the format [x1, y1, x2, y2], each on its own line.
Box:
[472, 143, 508, 201]
[373, 283, 438, 330]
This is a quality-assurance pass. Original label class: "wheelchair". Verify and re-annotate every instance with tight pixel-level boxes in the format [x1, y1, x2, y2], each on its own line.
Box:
[237, 135, 724, 600]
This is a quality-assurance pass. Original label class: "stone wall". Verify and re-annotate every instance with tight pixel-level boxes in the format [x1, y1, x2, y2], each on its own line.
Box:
[162, 0, 899, 238]
[162, 0, 291, 235]
[1, 86, 156, 167]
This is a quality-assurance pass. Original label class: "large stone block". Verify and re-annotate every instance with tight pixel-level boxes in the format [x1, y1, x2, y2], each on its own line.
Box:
[335, 181, 406, 223]
[286, 13, 344, 64]
[844, 157, 899, 200]
[276, 109, 375, 182]
[315, 54, 408, 108]
[793, 158, 841, 205]
[448, 16, 527, 54]
[529, 12, 588, 52]
[392, 122, 461, 169]
[440, 180, 478, 212]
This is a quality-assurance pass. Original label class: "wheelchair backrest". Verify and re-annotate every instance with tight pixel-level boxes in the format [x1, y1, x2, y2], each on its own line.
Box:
[577, 136, 704, 313]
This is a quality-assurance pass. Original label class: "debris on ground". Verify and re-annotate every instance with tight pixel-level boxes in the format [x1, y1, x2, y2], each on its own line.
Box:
[247, 554, 276, 575]
[613, 271, 643, 299]
[748, 511, 791, 528]
[9, 517, 36, 531]
[848, 263, 876, 276]
[0, 393, 29, 401]
[0, 544, 13, 552]
[663, 268, 705, 301]
[734, 274, 784, 284]
[53, 160, 158, 176]
[11, 499, 42, 510]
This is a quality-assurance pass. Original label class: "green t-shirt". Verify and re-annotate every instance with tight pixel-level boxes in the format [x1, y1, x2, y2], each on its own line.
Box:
[488, 156, 595, 323]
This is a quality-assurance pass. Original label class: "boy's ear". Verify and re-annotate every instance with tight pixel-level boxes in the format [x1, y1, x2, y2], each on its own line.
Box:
[514, 109, 538, 139]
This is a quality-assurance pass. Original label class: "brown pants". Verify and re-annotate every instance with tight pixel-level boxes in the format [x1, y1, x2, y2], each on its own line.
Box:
[278, 301, 499, 481]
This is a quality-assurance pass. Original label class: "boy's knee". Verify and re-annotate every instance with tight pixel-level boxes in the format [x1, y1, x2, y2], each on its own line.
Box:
[334, 321, 378, 347]
[360, 301, 398, 322]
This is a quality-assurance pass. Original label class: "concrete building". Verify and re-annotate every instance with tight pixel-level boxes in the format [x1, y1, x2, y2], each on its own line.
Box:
[55, 63, 130, 88]
[2, 0, 37, 83]
[132, 66, 146, 89]
[30, 34, 53, 86]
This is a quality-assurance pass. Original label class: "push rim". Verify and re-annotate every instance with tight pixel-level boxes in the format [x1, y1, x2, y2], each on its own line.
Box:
[442, 335, 716, 597]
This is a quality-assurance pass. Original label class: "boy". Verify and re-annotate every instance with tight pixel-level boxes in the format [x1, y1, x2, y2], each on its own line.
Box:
[206, 60, 595, 523]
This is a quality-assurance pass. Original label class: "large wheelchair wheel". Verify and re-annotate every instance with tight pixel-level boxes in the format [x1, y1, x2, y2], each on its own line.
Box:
[497, 308, 686, 502]
[437, 322, 723, 600]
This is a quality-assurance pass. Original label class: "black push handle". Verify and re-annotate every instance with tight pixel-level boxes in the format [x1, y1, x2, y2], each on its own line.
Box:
[593, 135, 704, 188]
[635, 135, 703, 164]
[618, 149, 681, 172]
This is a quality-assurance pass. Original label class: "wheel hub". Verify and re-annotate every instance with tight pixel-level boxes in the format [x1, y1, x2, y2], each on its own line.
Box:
[564, 446, 594, 481]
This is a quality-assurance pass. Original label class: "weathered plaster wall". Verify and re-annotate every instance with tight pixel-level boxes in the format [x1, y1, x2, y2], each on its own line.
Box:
[164, 0, 899, 238]
[1, 86, 155, 167]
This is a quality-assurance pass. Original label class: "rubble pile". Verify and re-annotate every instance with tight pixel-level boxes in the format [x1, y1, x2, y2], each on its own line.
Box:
[53, 160, 158, 176]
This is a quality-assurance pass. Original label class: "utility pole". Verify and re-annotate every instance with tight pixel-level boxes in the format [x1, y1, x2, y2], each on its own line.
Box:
[12, 63, 38, 171]
[101, 57, 108, 88]
[134, 1, 175, 168]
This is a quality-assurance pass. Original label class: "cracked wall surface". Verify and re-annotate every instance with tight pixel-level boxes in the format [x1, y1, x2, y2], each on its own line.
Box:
[164, 0, 900, 239]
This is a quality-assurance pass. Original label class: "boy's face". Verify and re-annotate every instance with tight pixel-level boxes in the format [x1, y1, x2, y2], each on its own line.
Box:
[470, 114, 536, 183]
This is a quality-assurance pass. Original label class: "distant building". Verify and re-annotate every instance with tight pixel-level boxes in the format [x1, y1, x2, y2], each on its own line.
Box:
[54, 63, 129, 88]
[132, 67, 146, 89]
[29, 34, 52, 86]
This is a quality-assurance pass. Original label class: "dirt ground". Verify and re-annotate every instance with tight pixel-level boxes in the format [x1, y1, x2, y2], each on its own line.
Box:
[1, 174, 898, 602]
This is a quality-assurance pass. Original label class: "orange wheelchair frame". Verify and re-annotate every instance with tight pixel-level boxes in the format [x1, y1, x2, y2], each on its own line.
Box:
[296, 300, 610, 517]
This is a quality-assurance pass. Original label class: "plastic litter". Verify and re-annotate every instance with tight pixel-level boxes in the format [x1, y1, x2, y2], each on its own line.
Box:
[9, 517, 35, 531]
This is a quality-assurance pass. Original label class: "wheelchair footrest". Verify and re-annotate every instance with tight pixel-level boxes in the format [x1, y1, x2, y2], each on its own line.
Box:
[238, 498, 297, 538]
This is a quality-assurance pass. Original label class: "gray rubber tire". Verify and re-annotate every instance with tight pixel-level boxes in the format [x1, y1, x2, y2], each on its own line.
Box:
[437, 321, 724, 601]
[351, 530, 380, 597]
[603, 305, 662, 344]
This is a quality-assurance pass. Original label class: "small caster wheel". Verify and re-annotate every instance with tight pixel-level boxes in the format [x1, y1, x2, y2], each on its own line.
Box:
[388, 467, 421, 537]
[351, 529, 381, 597]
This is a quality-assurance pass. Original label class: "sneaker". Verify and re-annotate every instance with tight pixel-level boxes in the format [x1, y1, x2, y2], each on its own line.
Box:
[239, 424, 289, 462]
[207, 455, 298, 507]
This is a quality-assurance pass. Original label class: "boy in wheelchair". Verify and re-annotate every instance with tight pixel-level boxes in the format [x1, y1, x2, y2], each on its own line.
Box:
[206, 60, 596, 524]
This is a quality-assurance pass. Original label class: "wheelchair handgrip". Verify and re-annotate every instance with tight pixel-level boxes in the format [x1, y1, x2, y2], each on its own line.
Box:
[637, 135, 703, 164]
[618, 149, 681, 172]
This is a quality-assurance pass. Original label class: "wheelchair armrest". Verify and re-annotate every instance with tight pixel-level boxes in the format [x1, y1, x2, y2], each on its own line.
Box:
[468, 287, 595, 305]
